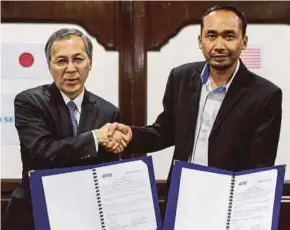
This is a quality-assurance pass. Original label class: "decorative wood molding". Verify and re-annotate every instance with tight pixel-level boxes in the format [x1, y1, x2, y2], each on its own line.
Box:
[146, 1, 290, 51]
[118, 1, 147, 129]
[1, 1, 119, 51]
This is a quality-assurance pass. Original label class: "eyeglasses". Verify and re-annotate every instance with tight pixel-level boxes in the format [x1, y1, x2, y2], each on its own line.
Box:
[51, 56, 88, 68]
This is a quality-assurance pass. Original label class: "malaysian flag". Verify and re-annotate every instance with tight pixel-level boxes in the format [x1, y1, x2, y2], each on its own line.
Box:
[240, 47, 261, 69]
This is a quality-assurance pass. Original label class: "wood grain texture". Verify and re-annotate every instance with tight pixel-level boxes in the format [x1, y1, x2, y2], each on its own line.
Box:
[1, 1, 118, 50]
[146, 1, 290, 51]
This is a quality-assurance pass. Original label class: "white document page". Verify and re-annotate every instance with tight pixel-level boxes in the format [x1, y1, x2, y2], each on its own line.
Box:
[230, 169, 278, 230]
[95, 160, 157, 230]
[42, 169, 102, 230]
[42, 160, 157, 230]
[174, 168, 232, 230]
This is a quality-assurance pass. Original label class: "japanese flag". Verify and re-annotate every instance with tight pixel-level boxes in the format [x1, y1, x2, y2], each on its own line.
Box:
[1, 42, 51, 80]
[1, 42, 52, 145]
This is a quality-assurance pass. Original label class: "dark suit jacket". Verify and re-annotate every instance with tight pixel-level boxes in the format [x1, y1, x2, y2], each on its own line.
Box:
[3, 83, 120, 229]
[12, 83, 120, 198]
[128, 61, 282, 172]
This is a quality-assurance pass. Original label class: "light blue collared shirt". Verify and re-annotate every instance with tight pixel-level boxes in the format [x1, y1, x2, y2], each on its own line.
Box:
[190, 60, 240, 165]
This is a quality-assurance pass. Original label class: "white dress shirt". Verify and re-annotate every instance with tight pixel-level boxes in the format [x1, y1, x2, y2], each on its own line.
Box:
[60, 90, 99, 153]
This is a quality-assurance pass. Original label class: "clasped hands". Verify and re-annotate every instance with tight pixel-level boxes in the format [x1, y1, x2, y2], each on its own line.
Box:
[94, 123, 132, 153]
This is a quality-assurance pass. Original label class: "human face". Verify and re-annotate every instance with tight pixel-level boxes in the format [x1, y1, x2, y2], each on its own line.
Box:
[199, 10, 247, 71]
[49, 35, 92, 99]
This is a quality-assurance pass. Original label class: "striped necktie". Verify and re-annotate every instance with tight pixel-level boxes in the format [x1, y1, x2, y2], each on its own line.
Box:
[67, 101, 78, 136]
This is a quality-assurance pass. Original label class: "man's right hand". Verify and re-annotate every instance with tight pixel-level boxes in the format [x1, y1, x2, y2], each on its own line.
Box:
[105, 122, 132, 153]
[108, 122, 132, 143]
[94, 123, 132, 153]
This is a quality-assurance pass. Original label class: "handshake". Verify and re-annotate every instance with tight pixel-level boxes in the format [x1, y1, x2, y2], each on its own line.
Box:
[94, 122, 132, 153]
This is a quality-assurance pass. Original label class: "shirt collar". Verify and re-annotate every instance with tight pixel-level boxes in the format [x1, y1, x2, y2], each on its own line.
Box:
[61, 89, 84, 112]
[200, 60, 240, 92]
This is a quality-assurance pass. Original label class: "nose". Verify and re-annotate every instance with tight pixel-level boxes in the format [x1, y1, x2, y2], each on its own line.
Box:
[66, 61, 76, 72]
[214, 37, 226, 51]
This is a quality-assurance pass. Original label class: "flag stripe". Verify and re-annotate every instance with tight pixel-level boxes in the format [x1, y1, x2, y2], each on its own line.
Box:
[240, 47, 261, 69]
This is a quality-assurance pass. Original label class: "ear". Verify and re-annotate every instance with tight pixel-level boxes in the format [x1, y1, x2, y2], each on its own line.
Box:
[88, 59, 92, 71]
[242, 35, 248, 50]
[48, 62, 53, 74]
[198, 35, 202, 49]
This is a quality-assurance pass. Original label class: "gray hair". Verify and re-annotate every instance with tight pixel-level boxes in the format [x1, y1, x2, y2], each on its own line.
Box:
[45, 28, 93, 63]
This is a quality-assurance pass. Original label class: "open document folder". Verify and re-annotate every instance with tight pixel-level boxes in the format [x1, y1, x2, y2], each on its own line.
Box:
[29, 156, 162, 230]
[163, 162, 285, 230]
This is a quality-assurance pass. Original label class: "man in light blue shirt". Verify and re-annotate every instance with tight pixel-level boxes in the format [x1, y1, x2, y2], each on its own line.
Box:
[108, 5, 282, 173]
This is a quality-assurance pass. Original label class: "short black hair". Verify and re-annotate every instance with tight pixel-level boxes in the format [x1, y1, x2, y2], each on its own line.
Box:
[200, 4, 247, 37]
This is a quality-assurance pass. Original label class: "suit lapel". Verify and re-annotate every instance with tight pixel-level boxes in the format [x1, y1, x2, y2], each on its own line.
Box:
[177, 64, 203, 161]
[189, 72, 202, 138]
[78, 90, 99, 133]
[46, 83, 72, 137]
[210, 61, 251, 135]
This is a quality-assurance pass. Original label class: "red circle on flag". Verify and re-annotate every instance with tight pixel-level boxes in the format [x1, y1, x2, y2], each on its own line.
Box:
[19, 53, 34, 67]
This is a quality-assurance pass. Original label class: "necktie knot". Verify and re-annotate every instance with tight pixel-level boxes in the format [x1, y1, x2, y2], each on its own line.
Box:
[67, 101, 77, 111]
[67, 101, 78, 136]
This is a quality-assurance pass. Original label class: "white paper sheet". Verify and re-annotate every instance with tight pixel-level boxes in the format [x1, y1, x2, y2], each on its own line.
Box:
[174, 168, 232, 230]
[42, 160, 157, 230]
[230, 169, 278, 230]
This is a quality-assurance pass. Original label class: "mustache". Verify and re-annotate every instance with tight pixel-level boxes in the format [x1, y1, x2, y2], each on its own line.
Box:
[210, 51, 231, 57]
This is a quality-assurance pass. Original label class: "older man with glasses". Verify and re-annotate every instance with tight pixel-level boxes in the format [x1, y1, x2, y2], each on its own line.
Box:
[2, 28, 129, 230]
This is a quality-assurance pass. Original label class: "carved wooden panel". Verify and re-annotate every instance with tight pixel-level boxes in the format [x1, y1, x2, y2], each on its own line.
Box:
[146, 1, 290, 51]
[1, 1, 118, 50]
[118, 1, 147, 130]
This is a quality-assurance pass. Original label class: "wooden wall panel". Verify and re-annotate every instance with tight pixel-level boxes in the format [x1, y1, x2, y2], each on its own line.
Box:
[1, 1, 118, 50]
[146, 1, 290, 51]
[118, 1, 147, 128]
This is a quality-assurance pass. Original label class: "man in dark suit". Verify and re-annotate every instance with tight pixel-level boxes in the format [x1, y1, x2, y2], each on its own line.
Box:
[109, 5, 282, 171]
[2, 28, 127, 230]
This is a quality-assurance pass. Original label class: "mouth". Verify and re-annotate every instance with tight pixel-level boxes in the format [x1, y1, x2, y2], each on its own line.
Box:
[64, 78, 80, 85]
[211, 55, 228, 61]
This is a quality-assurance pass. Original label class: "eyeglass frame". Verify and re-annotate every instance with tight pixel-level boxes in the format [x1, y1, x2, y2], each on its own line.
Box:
[50, 54, 90, 68]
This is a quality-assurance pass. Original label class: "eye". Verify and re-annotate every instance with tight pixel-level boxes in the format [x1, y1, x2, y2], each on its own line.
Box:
[225, 34, 235, 40]
[74, 57, 85, 64]
[55, 59, 67, 66]
[206, 34, 217, 39]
